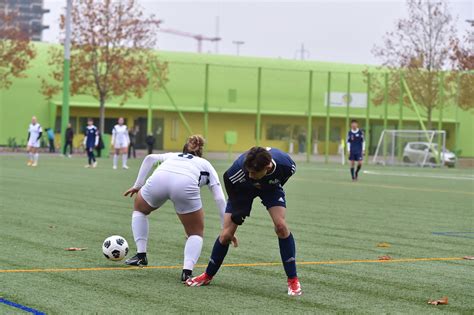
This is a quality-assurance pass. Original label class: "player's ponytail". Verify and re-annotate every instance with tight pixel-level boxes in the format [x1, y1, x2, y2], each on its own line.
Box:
[183, 134, 205, 157]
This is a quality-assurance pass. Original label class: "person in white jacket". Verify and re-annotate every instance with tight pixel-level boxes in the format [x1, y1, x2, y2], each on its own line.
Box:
[123, 135, 238, 282]
[111, 117, 130, 169]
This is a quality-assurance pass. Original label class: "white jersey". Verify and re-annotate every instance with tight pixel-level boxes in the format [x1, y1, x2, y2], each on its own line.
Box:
[155, 153, 220, 187]
[27, 123, 42, 147]
[112, 124, 129, 148]
[133, 153, 226, 222]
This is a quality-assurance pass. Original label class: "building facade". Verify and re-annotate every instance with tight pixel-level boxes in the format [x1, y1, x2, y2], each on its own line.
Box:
[1, 0, 49, 41]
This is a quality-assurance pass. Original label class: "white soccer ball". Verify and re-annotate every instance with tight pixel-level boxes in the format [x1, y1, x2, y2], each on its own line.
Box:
[102, 235, 129, 261]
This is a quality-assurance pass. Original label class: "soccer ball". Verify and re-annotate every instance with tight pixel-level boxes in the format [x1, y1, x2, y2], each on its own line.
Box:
[102, 235, 129, 261]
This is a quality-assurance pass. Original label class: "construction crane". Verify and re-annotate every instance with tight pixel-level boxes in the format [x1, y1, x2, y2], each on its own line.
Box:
[158, 28, 221, 53]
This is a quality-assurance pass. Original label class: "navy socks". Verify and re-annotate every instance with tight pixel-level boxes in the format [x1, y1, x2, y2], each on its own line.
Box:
[206, 237, 229, 277]
[278, 233, 297, 279]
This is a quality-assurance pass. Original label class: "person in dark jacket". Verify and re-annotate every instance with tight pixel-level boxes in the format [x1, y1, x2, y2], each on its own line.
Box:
[96, 131, 105, 158]
[145, 133, 155, 154]
[46, 128, 55, 153]
[63, 123, 74, 157]
[128, 126, 138, 159]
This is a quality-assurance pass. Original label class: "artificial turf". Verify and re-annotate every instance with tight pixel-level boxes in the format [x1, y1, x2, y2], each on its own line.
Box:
[0, 154, 473, 314]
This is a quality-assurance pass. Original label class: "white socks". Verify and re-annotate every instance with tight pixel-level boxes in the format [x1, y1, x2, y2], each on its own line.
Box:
[183, 235, 203, 271]
[28, 152, 33, 161]
[113, 154, 118, 168]
[122, 154, 128, 167]
[34, 153, 39, 162]
[132, 211, 149, 253]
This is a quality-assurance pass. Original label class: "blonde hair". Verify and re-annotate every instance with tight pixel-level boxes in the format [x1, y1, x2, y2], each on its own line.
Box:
[183, 135, 205, 157]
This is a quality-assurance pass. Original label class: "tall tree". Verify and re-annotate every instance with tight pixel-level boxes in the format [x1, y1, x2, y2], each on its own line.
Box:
[371, 0, 458, 129]
[41, 0, 168, 134]
[450, 29, 474, 110]
[0, 11, 36, 89]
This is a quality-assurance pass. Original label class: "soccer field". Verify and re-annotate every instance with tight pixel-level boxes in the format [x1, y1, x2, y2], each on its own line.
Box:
[1, 154, 473, 314]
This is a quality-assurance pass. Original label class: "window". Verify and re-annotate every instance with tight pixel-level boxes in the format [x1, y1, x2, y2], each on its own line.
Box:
[266, 124, 291, 141]
[317, 126, 341, 142]
[55, 116, 77, 133]
[78, 117, 127, 134]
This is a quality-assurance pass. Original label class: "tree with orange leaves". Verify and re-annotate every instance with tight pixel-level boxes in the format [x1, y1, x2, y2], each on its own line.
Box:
[450, 30, 473, 111]
[0, 11, 36, 90]
[41, 0, 168, 134]
[371, 0, 459, 129]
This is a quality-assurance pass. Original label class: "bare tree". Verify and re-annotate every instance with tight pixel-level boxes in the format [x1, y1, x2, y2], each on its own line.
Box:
[0, 11, 36, 89]
[371, 0, 458, 129]
[41, 0, 168, 134]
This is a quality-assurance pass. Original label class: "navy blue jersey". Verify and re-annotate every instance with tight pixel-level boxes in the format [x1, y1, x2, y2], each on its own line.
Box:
[225, 147, 296, 191]
[347, 129, 364, 154]
[84, 125, 98, 148]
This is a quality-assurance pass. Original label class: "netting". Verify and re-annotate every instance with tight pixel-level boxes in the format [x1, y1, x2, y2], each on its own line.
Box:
[373, 130, 448, 167]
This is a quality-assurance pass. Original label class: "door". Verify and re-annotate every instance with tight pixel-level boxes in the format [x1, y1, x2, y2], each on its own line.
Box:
[133, 117, 164, 150]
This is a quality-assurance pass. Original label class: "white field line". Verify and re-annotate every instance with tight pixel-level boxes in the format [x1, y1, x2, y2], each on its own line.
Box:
[363, 170, 474, 181]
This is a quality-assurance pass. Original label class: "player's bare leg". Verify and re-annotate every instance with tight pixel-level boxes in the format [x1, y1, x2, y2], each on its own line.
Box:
[113, 148, 120, 169]
[27, 146, 33, 166]
[31, 147, 39, 167]
[268, 206, 302, 296]
[177, 209, 204, 282]
[125, 190, 157, 266]
[186, 213, 238, 287]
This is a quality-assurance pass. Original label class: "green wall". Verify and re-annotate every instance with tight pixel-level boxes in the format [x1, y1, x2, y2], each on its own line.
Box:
[1, 42, 473, 156]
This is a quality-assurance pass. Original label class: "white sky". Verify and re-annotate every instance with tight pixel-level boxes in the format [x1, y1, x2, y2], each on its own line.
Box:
[42, 0, 473, 65]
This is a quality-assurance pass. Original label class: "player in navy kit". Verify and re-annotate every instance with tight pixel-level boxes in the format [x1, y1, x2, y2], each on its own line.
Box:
[186, 146, 302, 296]
[83, 118, 99, 168]
[347, 119, 365, 181]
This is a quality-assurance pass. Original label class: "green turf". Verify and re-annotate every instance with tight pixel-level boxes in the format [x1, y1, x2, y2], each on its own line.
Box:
[0, 154, 473, 314]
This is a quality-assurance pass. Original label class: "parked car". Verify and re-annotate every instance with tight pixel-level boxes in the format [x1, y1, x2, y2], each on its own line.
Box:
[403, 142, 456, 167]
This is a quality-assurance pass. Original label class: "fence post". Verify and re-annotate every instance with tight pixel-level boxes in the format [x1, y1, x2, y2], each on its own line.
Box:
[454, 72, 461, 153]
[437, 71, 444, 163]
[147, 65, 153, 135]
[365, 72, 371, 161]
[256, 67, 262, 146]
[306, 70, 313, 162]
[203, 64, 210, 148]
[325, 71, 331, 164]
[397, 72, 404, 160]
[346, 72, 351, 133]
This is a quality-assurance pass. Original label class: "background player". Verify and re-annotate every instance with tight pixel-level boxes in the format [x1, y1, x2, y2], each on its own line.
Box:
[186, 146, 302, 296]
[26, 116, 42, 167]
[123, 135, 234, 282]
[347, 119, 365, 181]
[83, 118, 99, 168]
[111, 117, 130, 170]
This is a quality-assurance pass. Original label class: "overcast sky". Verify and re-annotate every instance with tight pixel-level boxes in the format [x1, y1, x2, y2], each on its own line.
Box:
[42, 0, 473, 65]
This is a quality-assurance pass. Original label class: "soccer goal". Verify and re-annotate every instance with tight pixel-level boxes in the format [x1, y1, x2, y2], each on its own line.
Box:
[372, 130, 447, 167]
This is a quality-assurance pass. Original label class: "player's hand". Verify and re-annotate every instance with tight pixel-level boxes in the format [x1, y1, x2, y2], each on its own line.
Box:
[231, 235, 239, 247]
[123, 187, 139, 197]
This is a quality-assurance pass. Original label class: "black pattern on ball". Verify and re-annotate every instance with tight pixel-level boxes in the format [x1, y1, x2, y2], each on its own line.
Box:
[103, 253, 110, 259]
[116, 238, 125, 246]
[103, 240, 111, 248]
[111, 249, 121, 258]
[125, 247, 129, 256]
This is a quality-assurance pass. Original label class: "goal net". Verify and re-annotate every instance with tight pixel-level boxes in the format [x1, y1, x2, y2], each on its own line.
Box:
[372, 130, 447, 167]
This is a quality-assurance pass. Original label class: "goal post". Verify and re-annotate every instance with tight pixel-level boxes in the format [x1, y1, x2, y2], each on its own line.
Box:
[372, 130, 447, 167]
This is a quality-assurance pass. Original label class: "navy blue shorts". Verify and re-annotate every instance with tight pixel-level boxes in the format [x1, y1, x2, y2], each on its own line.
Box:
[349, 152, 363, 161]
[225, 187, 286, 218]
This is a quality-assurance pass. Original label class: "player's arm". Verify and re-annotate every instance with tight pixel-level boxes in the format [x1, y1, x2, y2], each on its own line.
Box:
[280, 162, 296, 187]
[94, 130, 99, 147]
[27, 132, 30, 141]
[36, 126, 43, 141]
[206, 163, 226, 228]
[346, 132, 351, 153]
[361, 131, 365, 153]
[111, 126, 116, 146]
[125, 126, 130, 145]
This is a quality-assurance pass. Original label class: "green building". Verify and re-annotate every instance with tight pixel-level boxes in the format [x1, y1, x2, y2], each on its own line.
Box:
[1, 43, 473, 157]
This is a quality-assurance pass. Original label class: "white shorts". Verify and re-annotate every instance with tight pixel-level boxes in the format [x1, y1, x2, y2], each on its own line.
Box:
[27, 139, 40, 148]
[140, 170, 202, 214]
[114, 141, 128, 149]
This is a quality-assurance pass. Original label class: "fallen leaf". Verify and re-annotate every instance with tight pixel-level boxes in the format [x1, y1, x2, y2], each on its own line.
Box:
[49, 225, 56, 229]
[377, 242, 391, 248]
[428, 297, 448, 305]
[378, 255, 392, 260]
[463, 256, 474, 260]
[64, 247, 87, 251]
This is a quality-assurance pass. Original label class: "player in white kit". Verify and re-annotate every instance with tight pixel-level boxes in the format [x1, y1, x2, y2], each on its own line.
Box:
[111, 117, 130, 169]
[123, 135, 238, 282]
[26, 116, 43, 167]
